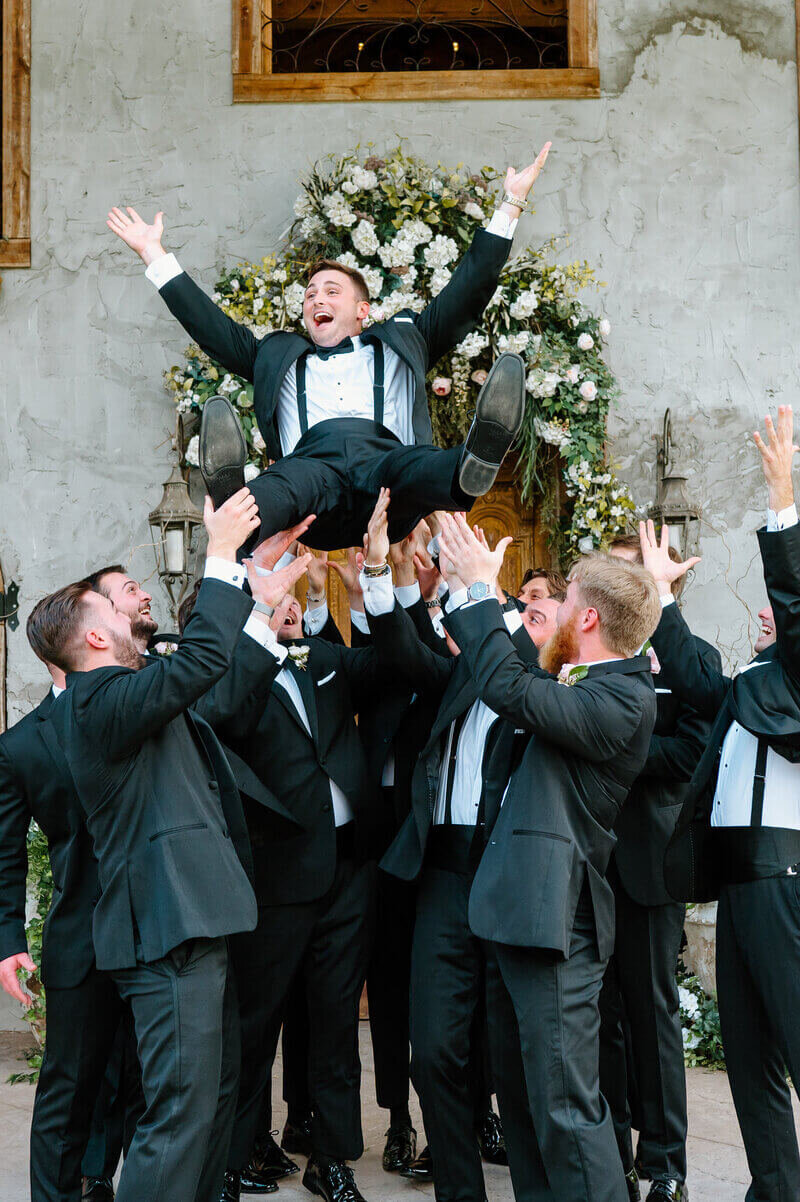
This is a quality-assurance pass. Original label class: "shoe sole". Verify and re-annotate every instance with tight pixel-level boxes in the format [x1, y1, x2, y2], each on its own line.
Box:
[199, 395, 247, 509]
[458, 353, 525, 498]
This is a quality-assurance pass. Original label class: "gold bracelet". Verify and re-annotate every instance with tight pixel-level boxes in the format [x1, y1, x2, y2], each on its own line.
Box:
[502, 190, 529, 212]
[363, 561, 390, 578]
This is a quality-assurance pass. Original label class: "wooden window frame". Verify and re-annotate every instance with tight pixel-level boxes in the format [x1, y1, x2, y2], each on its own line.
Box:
[233, 0, 598, 103]
[1, 0, 31, 267]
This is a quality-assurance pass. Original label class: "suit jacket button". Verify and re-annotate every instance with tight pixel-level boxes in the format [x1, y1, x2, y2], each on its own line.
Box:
[322, 802, 332, 813]
[223, 829, 230, 838]
[209, 781, 220, 791]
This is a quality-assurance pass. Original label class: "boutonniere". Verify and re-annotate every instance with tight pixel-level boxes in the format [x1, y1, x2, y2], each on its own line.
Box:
[557, 663, 588, 686]
[153, 641, 178, 657]
[641, 639, 661, 674]
[288, 644, 310, 671]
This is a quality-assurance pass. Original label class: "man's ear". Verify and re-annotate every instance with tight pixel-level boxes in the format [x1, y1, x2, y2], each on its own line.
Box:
[85, 626, 110, 652]
[580, 606, 600, 635]
[357, 299, 371, 323]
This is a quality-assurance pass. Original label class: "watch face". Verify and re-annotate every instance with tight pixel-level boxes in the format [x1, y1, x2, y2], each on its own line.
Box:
[469, 582, 490, 601]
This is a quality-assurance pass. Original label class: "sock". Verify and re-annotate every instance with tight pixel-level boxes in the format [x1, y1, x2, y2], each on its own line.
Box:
[390, 1105, 412, 1129]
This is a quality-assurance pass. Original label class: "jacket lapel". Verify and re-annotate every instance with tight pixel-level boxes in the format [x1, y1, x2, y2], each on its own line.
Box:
[268, 332, 315, 415]
[278, 650, 320, 749]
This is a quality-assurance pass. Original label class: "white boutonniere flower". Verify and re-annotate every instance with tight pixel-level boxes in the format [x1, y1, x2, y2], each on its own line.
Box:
[153, 642, 178, 657]
[288, 645, 310, 671]
[557, 664, 588, 686]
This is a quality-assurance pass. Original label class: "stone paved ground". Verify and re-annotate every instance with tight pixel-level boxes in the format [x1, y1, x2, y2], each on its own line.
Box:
[2, 1027, 798, 1201]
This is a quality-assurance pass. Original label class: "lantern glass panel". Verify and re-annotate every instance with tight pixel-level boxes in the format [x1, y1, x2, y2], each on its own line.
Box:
[165, 526, 185, 575]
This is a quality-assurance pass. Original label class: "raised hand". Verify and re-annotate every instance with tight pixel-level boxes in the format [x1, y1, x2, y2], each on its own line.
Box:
[390, 520, 426, 587]
[251, 516, 316, 572]
[413, 549, 442, 603]
[502, 143, 552, 208]
[246, 552, 312, 610]
[330, 548, 365, 611]
[300, 544, 329, 598]
[438, 512, 512, 589]
[638, 519, 700, 597]
[0, 951, 36, 1006]
[203, 489, 260, 559]
[364, 487, 391, 566]
[268, 594, 294, 635]
[753, 405, 798, 513]
[106, 206, 166, 266]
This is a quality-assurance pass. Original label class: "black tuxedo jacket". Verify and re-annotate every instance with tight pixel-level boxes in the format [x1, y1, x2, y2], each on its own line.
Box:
[225, 634, 384, 906]
[446, 601, 656, 961]
[157, 228, 512, 460]
[653, 525, 800, 901]
[48, 579, 260, 971]
[612, 635, 721, 908]
[367, 600, 537, 881]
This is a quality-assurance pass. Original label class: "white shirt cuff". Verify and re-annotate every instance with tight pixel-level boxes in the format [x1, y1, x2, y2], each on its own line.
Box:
[767, 503, 798, 531]
[660, 594, 675, 608]
[204, 557, 246, 589]
[446, 587, 468, 613]
[243, 614, 287, 663]
[350, 608, 370, 636]
[304, 603, 328, 636]
[430, 613, 446, 640]
[427, 535, 440, 559]
[394, 582, 421, 609]
[503, 608, 523, 634]
[486, 210, 519, 240]
[145, 253, 183, 290]
[360, 569, 395, 616]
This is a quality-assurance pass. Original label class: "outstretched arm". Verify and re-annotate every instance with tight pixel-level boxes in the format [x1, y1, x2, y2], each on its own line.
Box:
[107, 206, 259, 381]
[414, 144, 551, 366]
[755, 406, 800, 682]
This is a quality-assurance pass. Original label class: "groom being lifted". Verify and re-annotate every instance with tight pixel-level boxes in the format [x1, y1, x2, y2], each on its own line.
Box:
[108, 144, 550, 551]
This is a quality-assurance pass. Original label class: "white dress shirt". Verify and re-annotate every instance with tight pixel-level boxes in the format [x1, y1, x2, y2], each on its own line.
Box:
[145, 210, 517, 457]
[661, 503, 800, 830]
[432, 697, 501, 826]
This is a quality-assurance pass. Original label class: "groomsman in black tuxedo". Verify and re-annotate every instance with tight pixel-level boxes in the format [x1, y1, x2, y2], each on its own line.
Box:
[435, 513, 661, 1202]
[27, 490, 311, 1202]
[106, 145, 552, 552]
[597, 534, 720, 1202]
[359, 493, 553, 1202]
[641, 406, 800, 1202]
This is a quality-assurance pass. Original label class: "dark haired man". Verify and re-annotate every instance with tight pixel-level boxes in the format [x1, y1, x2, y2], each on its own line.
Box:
[107, 144, 550, 551]
[517, 566, 568, 605]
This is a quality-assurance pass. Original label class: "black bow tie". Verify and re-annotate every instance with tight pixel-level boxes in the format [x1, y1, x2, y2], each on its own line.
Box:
[314, 337, 354, 361]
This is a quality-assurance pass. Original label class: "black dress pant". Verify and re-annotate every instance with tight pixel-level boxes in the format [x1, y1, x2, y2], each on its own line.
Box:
[716, 876, 800, 1202]
[246, 418, 468, 551]
[485, 892, 627, 1202]
[111, 937, 239, 1202]
[409, 855, 492, 1202]
[30, 967, 129, 1202]
[366, 867, 417, 1112]
[598, 867, 687, 1181]
[81, 1008, 145, 1179]
[228, 854, 376, 1170]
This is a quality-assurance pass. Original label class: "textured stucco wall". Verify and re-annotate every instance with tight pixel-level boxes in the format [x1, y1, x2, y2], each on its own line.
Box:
[0, 1, 797, 707]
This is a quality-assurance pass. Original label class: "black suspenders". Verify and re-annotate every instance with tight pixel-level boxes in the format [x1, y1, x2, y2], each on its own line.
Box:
[750, 739, 769, 827]
[295, 339, 385, 436]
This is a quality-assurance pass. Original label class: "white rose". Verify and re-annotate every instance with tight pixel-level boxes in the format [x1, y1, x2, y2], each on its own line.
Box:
[577, 333, 594, 351]
[252, 428, 266, 453]
[471, 369, 488, 385]
[432, 377, 452, 397]
[585, 507, 598, 521]
[244, 463, 260, 483]
[184, 435, 200, 467]
[599, 318, 612, 338]
[565, 365, 581, 385]
[464, 201, 484, 220]
[579, 380, 597, 402]
[230, 278, 240, 292]
[253, 297, 264, 314]
[577, 535, 594, 554]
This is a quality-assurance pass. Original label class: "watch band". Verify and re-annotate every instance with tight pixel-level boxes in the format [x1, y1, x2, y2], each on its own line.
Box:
[306, 592, 325, 604]
[253, 600, 274, 618]
[502, 190, 529, 212]
[424, 598, 441, 610]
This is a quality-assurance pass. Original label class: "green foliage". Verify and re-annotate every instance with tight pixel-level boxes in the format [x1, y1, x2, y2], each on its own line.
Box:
[7, 822, 50, 1083]
[678, 960, 725, 1070]
[167, 146, 636, 554]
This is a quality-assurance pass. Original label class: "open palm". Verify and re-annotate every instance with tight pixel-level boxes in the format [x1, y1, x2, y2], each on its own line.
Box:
[107, 206, 164, 263]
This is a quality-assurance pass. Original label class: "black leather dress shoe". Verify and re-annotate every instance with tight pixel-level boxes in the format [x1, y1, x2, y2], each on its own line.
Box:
[282, 1115, 313, 1157]
[242, 1131, 300, 1190]
[624, 1168, 641, 1201]
[647, 1182, 688, 1201]
[219, 1171, 243, 1201]
[399, 1143, 433, 1182]
[82, 1179, 114, 1202]
[458, 353, 525, 497]
[477, 1111, 508, 1165]
[382, 1122, 417, 1172]
[303, 1157, 366, 1202]
[199, 394, 247, 510]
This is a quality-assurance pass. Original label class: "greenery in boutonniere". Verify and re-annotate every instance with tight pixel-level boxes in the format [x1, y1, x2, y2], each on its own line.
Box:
[167, 146, 637, 556]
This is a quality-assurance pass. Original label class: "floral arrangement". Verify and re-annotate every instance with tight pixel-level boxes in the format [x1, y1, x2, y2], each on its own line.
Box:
[167, 145, 636, 553]
[678, 961, 724, 1069]
[8, 823, 50, 1082]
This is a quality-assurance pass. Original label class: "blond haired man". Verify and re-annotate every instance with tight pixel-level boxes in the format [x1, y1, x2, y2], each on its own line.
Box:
[435, 514, 661, 1202]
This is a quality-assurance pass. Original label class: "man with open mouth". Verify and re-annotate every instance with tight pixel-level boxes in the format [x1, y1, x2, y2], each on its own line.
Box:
[107, 143, 550, 553]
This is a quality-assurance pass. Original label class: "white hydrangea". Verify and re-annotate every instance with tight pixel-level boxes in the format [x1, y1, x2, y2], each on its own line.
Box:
[682, 1029, 700, 1051]
[351, 219, 380, 257]
[577, 332, 595, 351]
[244, 463, 261, 483]
[404, 219, 433, 246]
[509, 289, 538, 319]
[579, 380, 598, 402]
[429, 268, 452, 296]
[423, 234, 459, 269]
[533, 417, 570, 448]
[497, 331, 530, 354]
[378, 236, 417, 270]
[322, 190, 357, 228]
[253, 297, 264, 315]
[361, 266, 385, 299]
[293, 193, 311, 218]
[527, 371, 560, 399]
[300, 214, 326, 240]
[283, 281, 306, 320]
[349, 166, 379, 191]
[381, 289, 424, 318]
[273, 268, 287, 283]
[185, 435, 200, 466]
[455, 330, 489, 359]
[335, 251, 360, 270]
[464, 201, 485, 220]
[679, 987, 700, 1019]
[487, 286, 504, 309]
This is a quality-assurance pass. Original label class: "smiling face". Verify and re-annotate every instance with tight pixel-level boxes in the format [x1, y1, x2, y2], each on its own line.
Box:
[83, 592, 144, 670]
[522, 596, 560, 649]
[276, 597, 304, 643]
[518, 577, 550, 604]
[303, 269, 370, 347]
[96, 571, 157, 644]
[755, 604, 776, 654]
